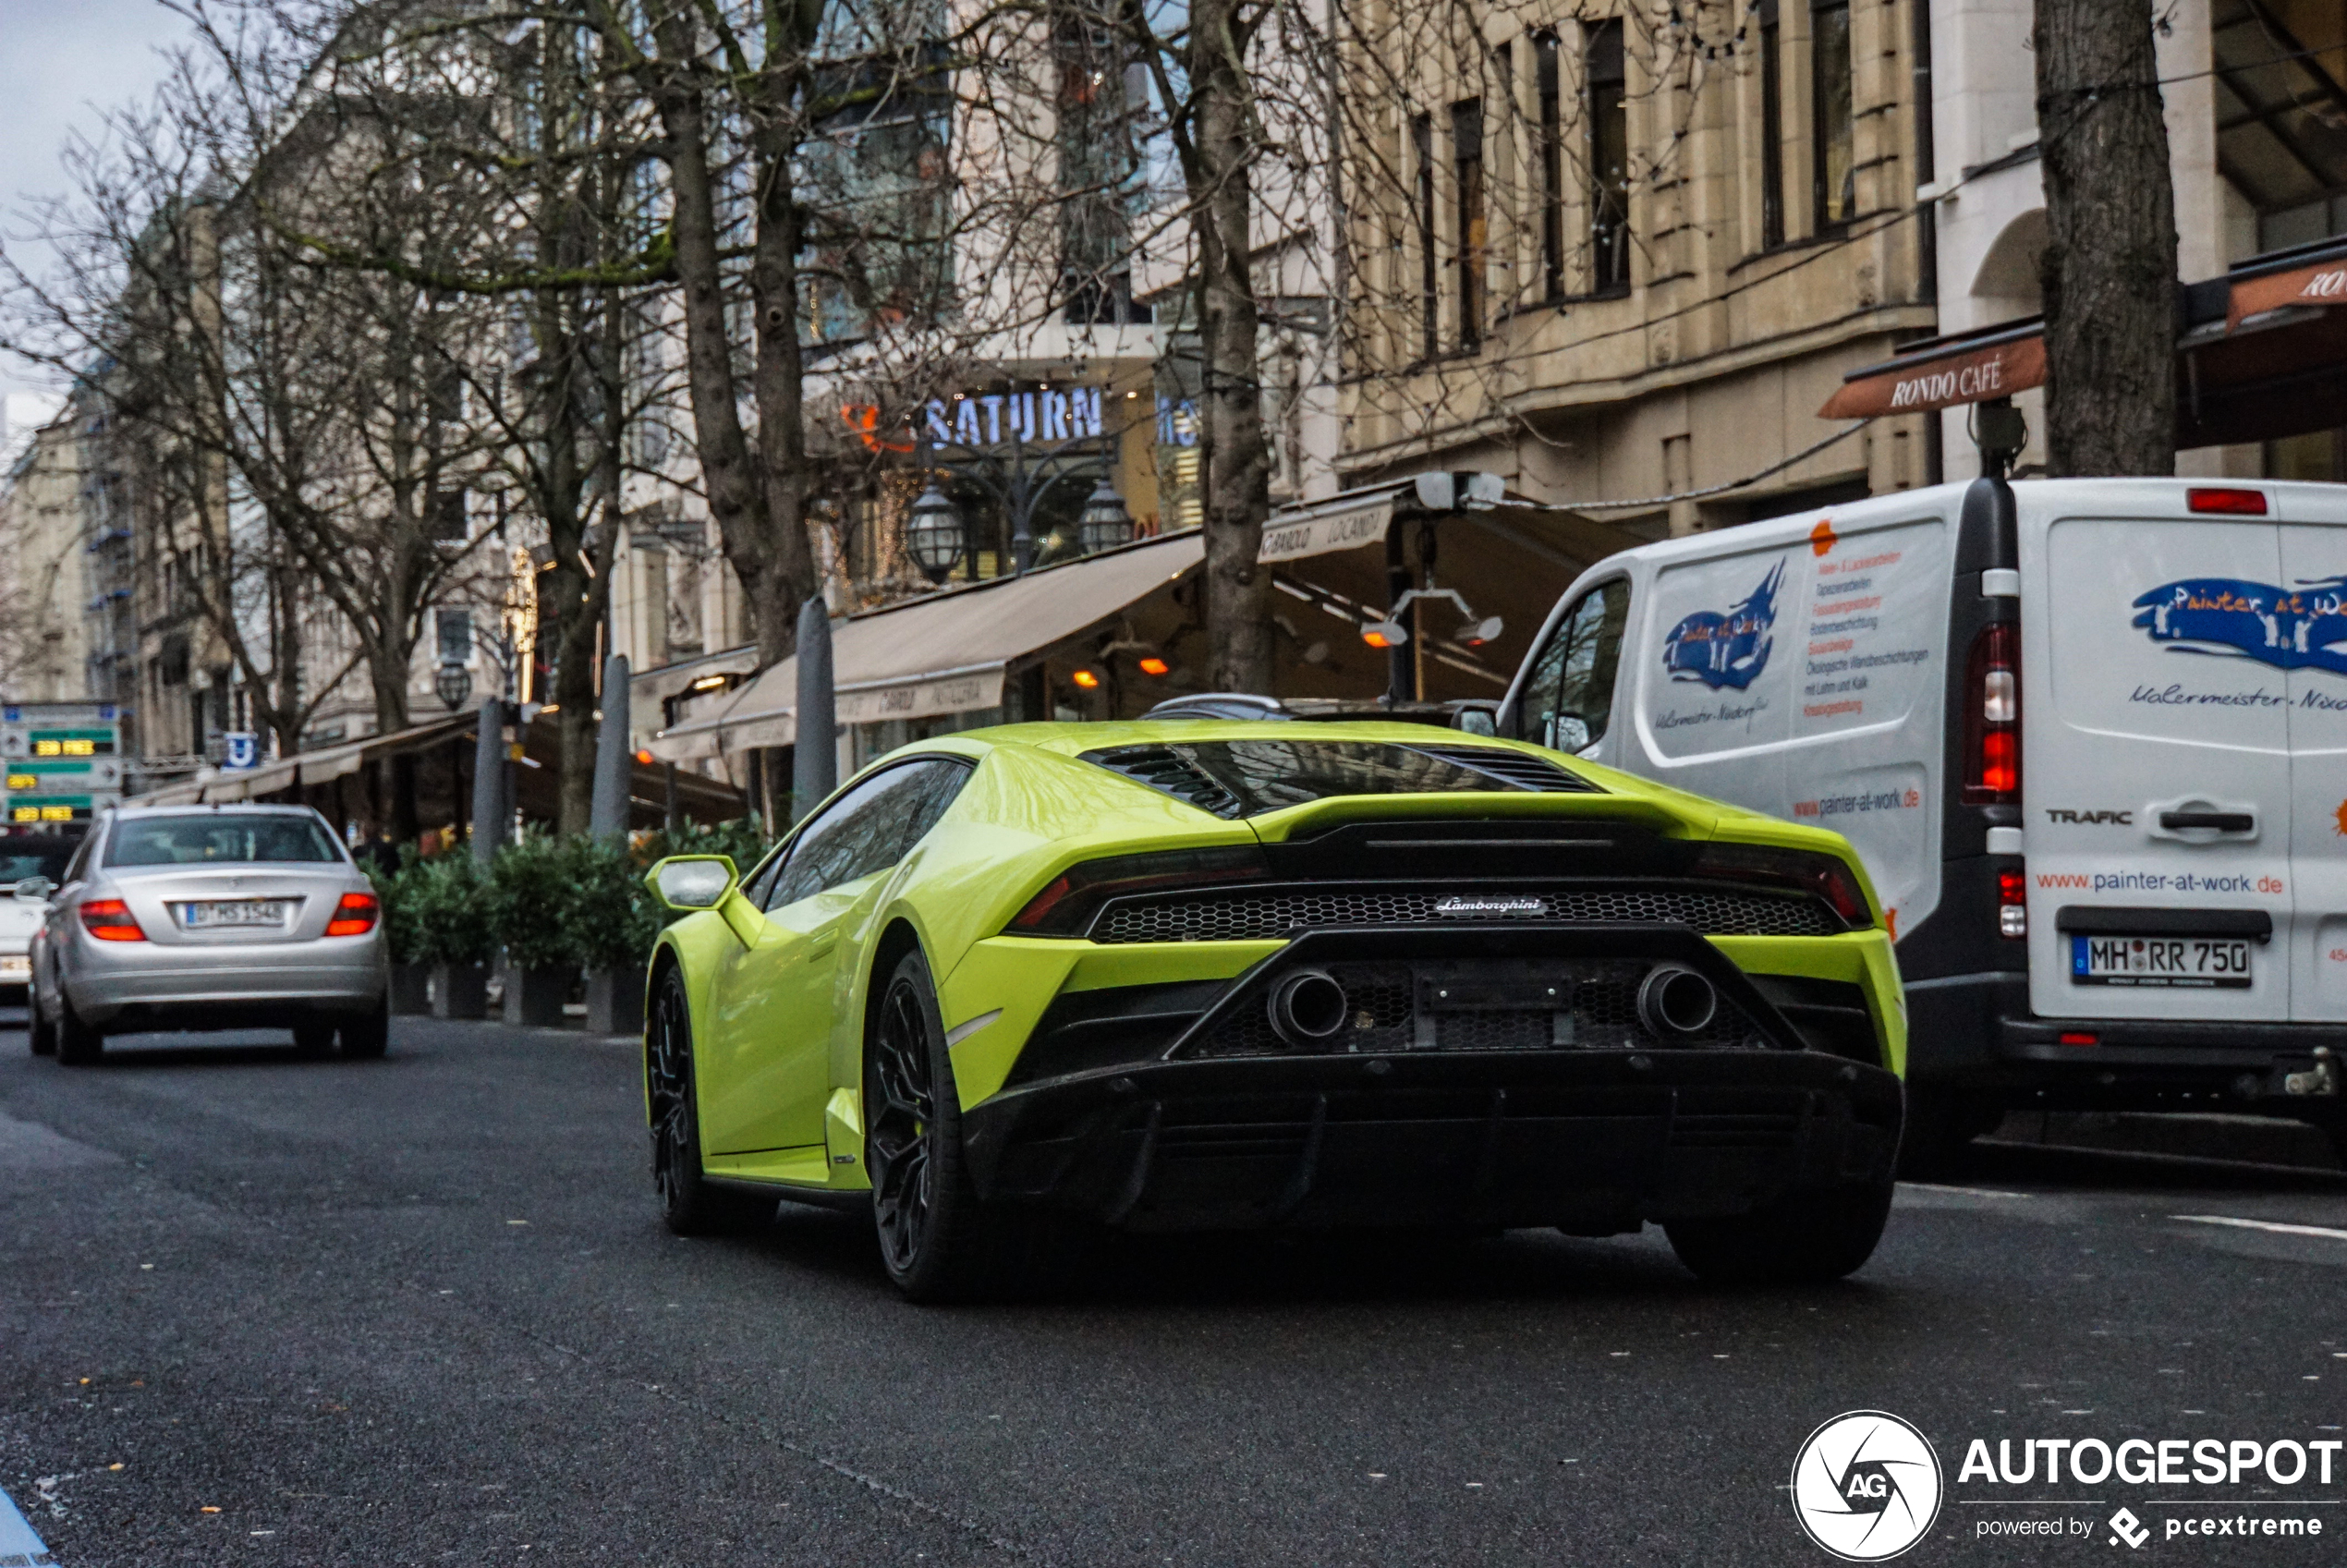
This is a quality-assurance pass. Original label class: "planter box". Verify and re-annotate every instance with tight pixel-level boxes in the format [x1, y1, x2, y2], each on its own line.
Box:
[586, 967, 646, 1036]
[389, 963, 433, 1015]
[431, 963, 491, 1020]
[504, 965, 571, 1028]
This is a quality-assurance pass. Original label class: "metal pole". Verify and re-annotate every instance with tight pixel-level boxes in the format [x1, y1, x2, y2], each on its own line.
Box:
[589, 653, 631, 837]
[470, 696, 505, 866]
[791, 598, 836, 824]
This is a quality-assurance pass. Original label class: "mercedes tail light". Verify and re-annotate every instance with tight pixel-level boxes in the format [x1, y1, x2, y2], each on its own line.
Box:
[326, 891, 381, 937]
[1963, 622, 2021, 805]
[79, 898, 146, 942]
[1007, 846, 1269, 937]
[1689, 843, 1873, 928]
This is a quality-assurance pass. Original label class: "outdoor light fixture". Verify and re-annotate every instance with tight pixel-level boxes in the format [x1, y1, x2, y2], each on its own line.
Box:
[1453, 615, 1505, 647]
[1071, 668, 1101, 689]
[433, 662, 473, 712]
[1075, 479, 1134, 556]
[687, 673, 728, 693]
[906, 484, 967, 583]
[1362, 620, 1409, 649]
[634, 748, 654, 766]
[1137, 657, 1170, 676]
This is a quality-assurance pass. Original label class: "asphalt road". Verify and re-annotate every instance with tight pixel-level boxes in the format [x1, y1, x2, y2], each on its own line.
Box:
[6, 1018, 2347, 1566]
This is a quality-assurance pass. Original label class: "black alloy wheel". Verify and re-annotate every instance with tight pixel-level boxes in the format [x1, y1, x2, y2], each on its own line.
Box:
[645, 967, 767, 1236]
[864, 947, 1070, 1303]
[338, 999, 390, 1060]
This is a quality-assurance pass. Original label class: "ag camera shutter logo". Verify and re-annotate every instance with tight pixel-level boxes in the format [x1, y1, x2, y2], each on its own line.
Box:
[1792, 1410, 1943, 1561]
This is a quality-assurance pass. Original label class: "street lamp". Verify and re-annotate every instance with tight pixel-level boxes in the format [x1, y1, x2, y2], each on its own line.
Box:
[1076, 478, 1134, 556]
[906, 484, 967, 583]
[433, 662, 474, 713]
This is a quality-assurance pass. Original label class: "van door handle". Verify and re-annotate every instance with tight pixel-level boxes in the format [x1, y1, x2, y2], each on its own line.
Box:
[2159, 810, 2255, 833]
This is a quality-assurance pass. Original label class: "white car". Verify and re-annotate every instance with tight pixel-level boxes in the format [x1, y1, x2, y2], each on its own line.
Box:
[0, 831, 79, 1000]
[27, 805, 390, 1065]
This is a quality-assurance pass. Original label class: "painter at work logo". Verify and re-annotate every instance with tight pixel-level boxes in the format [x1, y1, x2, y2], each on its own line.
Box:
[2132, 577, 2347, 676]
[1662, 560, 1785, 691]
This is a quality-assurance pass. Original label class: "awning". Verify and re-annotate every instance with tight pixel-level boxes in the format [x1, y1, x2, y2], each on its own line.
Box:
[652, 529, 1205, 758]
[1258, 483, 1411, 563]
[1819, 323, 2047, 419]
[2229, 256, 2347, 327]
[201, 757, 299, 802]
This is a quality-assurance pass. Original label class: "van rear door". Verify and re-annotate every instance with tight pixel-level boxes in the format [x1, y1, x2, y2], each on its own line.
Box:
[2278, 487, 2347, 1023]
[2024, 491, 2292, 1022]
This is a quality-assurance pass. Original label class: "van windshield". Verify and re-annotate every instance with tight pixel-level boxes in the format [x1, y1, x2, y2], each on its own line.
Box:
[0, 837, 79, 886]
[105, 814, 345, 868]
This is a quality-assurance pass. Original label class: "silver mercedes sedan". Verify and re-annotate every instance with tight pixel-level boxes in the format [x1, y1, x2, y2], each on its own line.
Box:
[25, 804, 390, 1064]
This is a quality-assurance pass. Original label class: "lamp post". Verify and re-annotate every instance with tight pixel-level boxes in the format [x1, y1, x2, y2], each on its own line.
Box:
[433, 662, 474, 713]
[1076, 479, 1134, 556]
[906, 484, 967, 584]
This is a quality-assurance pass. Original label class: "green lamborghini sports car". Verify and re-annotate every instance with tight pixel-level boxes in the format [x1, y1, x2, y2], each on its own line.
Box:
[641, 721, 1907, 1300]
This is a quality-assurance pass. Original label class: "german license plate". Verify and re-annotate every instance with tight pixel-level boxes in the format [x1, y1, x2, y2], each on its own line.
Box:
[2071, 934, 2253, 989]
[181, 899, 288, 929]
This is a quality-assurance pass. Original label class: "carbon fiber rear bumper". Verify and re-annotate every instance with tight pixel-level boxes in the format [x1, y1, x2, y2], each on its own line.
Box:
[964, 1048, 1902, 1233]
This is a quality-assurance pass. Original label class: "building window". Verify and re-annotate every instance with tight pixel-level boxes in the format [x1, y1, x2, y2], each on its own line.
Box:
[1811, 0, 1854, 231]
[1412, 111, 1438, 361]
[1452, 99, 1486, 350]
[1757, 0, 1785, 248]
[435, 608, 472, 668]
[1587, 19, 1630, 291]
[429, 488, 468, 541]
[1535, 31, 1563, 298]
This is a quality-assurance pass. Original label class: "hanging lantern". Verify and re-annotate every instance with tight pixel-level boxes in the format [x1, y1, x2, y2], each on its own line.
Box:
[906, 484, 966, 582]
[1076, 478, 1134, 556]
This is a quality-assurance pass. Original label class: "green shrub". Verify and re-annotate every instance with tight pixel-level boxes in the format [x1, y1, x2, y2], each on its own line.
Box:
[365, 849, 431, 966]
[563, 834, 663, 974]
[410, 852, 495, 968]
[486, 833, 578, 971]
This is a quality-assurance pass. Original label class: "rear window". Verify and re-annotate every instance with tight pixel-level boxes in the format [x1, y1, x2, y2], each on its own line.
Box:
[1081, 739, 1595, 820]
[105, 814, 345, 868]
[0, 835, 78, 886]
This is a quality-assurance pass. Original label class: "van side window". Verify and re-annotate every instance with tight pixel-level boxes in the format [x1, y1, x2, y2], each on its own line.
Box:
[1519, 579, 1630, 750]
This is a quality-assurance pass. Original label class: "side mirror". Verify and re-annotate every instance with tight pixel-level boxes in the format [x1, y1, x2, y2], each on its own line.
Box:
[1546, 713, 1592, 753]
[14, 877, 55, 905]
[646, 855, 737, 911]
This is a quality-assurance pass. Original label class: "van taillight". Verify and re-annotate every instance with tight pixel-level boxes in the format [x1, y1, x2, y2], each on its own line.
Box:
[1963, 622, 2021, 806]
[2186, 487, 2268, 516]
[1997, 867, 2026, 940]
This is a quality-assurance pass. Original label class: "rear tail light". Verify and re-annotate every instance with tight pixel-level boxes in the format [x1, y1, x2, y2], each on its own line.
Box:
[325, 891, 381, 937]
[1690, 843, 1873, 928]
[1997, 866, 2026, 939]
[79, 898, 146, 942]
[1007, 846, 1269, 937]
[1963, 622, 2021, 805]
[2060, 1031, 2098, 1046]
[2186, 487, 2268, 516]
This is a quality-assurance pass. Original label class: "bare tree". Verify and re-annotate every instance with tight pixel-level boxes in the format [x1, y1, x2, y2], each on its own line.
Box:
[2034, 0, 2178, 475]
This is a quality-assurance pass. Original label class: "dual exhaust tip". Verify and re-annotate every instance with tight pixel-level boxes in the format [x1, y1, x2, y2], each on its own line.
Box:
[1263, 964, 1721, 1047]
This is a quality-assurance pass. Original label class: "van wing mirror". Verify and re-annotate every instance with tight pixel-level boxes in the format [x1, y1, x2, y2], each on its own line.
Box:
[1546, 713, 1591, 753]
[12, 876, 55, 904]
[647, 856, 737, 911]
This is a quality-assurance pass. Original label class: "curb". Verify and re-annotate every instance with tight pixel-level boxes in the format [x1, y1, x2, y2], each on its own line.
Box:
[1985, 1110, 2343, 1173]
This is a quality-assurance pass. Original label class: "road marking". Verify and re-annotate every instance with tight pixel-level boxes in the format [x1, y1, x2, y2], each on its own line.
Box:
[1903, 1182, 2032, 1197]
[0, 1482, 55, 1564]
[2173, 1214, 2347, 1242]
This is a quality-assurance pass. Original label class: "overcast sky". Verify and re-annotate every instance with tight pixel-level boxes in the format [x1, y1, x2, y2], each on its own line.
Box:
[1, 0, 197, 427]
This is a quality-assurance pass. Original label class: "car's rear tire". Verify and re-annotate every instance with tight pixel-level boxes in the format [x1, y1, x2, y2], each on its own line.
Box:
[865, 947, 1068, 1303]
[338, 1000, 390, 1060]
[55, 998, 103, 1067]
[292, 1024, 336, 1058]
[1663, 1176, 1895, 1285]
[645, 967, 770, 1236]
[26, 986, 55, 1057]
[1896, 1088, 1999, 1177]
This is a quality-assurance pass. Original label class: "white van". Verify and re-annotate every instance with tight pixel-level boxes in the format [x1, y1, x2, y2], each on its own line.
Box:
[1496, 476, 2347, 1162]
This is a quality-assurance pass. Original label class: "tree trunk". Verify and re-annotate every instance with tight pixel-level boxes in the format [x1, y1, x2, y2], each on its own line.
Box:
[645, 36, 797, 668]
[2034, 0, 2178, 476]
[1188, 0, 1275, 691]
[747, 111, 821, 662]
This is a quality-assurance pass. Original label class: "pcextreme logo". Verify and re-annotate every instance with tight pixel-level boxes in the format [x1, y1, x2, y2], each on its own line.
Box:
[1792, 1410, 1944, 1562]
